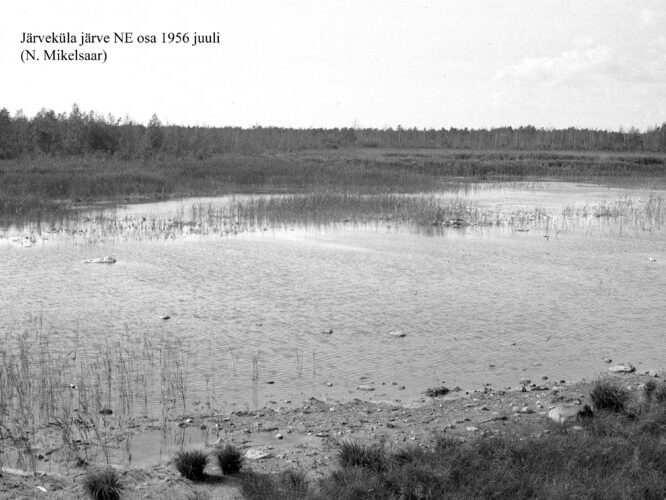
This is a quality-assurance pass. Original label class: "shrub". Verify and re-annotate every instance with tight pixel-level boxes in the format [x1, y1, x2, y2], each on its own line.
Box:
[590, 377, 630, 412]
[215, 444, 243, 474]
[174, 449, 208, 481]
[82, 467, 124, 500]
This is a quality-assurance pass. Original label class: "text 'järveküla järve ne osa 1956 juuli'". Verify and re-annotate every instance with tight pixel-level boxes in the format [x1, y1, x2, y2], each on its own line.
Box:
[19, 31, 221, 63]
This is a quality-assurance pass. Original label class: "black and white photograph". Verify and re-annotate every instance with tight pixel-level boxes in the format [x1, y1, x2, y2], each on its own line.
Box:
[1, 1, 665, 498]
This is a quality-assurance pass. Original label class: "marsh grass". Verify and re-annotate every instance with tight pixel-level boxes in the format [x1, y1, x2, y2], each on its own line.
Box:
[82, 467, 124, 500]
[6, 185, 662, 248]
[0, 323, 193, 472]
[1, 150, 664, 222]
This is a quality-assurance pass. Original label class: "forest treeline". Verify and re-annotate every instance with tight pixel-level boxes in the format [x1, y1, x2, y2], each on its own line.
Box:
[1, 105, 665, 159]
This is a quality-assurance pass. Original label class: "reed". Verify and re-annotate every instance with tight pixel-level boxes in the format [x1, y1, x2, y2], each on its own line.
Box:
[0, 320, 198, 472]
[6, 185, 662, 245]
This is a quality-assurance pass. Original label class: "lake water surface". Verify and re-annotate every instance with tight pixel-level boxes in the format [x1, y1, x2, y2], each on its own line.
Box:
[2, 182, 664, 418]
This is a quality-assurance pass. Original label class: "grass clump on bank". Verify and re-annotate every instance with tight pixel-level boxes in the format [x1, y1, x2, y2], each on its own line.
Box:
[590, 377, 631, 412]
[215, 444, 243, 475]
[82, 467, 124, 500]
[338, 441, 388, 471]
[242, 432, 666, 499]
[174, 449, 208, 481]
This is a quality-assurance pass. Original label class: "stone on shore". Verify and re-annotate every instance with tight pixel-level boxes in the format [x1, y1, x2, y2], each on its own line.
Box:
[608, 363, 636, 373]
[548, 403, 594, 424]
[245, 449, 271, 460]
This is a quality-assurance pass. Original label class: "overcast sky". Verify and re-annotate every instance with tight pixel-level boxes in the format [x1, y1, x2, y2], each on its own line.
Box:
[1, 1, 664, 130]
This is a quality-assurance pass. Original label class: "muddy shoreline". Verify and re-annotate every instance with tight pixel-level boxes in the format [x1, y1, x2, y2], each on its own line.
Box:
[1, 369, 660, 499]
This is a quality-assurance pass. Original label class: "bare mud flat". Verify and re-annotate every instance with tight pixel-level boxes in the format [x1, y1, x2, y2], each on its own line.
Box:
[1, 370, 660, 499]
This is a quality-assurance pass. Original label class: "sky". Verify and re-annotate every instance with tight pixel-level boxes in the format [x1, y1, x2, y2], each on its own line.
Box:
[1, 1, 665, 130]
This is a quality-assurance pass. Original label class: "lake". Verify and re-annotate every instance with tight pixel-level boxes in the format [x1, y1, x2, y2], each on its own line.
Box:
[1, 181, 664, 426]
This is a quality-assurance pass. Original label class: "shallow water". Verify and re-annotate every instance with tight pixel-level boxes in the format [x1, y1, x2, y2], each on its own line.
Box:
[1, 182, 665, 421]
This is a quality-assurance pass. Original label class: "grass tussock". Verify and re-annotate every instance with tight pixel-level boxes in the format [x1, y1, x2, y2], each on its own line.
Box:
[174, 449, 208, 481]
[82, 467, 124, 500]
[239, 470, 309, 500]
[590, 377, 631, 412]
[338, 441, 388, 472]
[214, 444, 243, 475]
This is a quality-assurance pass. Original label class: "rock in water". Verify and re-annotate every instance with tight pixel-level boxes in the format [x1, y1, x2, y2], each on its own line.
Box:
[82, 256, 116, 264]
[548, 404, 593, 424]
[424, 386, 450, 397]
[608, 363, 636, 373]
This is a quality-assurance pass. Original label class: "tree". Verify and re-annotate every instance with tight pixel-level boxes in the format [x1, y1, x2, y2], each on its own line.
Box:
[0, 108, 17, 158]
[146, 113, 164, 151]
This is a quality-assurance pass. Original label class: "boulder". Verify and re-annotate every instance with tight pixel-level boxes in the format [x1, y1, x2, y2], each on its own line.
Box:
[548, 404, 593, 424]
[608, 363, 635, 373]
[356, 385, 375, 391]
